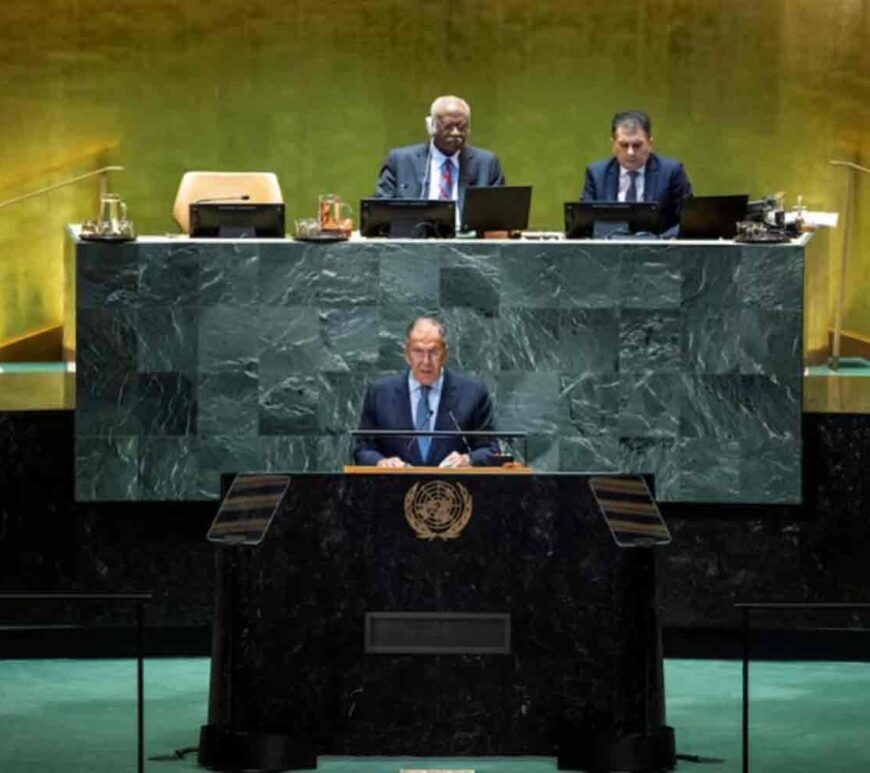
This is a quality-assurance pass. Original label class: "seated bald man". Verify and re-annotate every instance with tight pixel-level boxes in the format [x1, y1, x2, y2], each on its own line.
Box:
[581, 109, 692, 237]
[354, 317, 498, 468]
[375, 95, 506, 224]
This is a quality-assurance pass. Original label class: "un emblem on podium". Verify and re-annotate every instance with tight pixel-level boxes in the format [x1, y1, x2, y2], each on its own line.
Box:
[404, 480, 473, 540]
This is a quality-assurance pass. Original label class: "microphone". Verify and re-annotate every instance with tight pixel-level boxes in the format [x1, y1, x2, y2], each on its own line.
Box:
[194, 194, 251, 203]
[448, 410, 472, 456]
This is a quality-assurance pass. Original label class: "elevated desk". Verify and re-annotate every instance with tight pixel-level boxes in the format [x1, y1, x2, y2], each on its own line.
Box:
[201, 472, 669, 769]
[68, 230, 806, 505]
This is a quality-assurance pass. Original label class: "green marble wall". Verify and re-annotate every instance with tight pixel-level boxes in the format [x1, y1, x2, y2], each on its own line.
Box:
[1, 0, 867, 354]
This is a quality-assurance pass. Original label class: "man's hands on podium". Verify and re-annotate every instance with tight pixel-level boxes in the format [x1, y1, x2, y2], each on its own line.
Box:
[376, 456, 407, 468]
[374, 452, 471, 469]
[438, 451, 470, 468]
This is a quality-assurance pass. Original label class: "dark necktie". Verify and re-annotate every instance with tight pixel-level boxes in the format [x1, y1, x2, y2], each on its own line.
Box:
[439, 160, 453, 200]
[415, 386, 431, 461]
[626, 171, 639, 202]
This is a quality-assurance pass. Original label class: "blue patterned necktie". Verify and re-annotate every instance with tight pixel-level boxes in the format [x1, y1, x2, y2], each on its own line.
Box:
[626, 171, 639, 202]
[439, 159, 453, 200]
[415, 385, 431, 462]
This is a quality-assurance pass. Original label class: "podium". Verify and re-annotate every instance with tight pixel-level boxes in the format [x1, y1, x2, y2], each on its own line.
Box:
[200, 472, 673, 771]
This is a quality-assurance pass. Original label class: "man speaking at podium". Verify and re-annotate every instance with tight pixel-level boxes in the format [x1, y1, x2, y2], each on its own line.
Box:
[354, 317, 498, 469]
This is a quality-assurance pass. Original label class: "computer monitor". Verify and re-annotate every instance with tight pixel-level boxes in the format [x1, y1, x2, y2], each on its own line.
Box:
[564, 201, 662, 239]
[359, 198, 455, 239]
[461, 186, 532, 233]
[678, 194, 749, 239]
[189, 203, 285, 238]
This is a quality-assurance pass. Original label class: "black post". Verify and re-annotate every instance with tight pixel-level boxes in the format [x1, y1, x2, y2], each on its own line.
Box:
[136, 599, 145, 773]
[742, 606, 750, 773]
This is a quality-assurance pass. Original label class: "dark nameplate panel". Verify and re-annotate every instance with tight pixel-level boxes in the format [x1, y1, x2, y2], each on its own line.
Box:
[365, 612, 511, 655]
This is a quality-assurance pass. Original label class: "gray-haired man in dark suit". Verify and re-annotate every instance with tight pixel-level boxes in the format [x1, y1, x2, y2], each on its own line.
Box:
[375, 95, 505, 222]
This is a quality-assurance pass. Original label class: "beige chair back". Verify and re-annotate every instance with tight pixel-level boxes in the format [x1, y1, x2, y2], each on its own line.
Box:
[172, 171, 283, 234]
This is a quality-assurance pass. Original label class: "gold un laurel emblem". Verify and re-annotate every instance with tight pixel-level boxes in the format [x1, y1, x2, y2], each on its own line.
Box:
[404, 480, 473, 540]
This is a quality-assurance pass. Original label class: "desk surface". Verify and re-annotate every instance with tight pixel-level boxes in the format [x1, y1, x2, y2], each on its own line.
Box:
[343, 464, 533, 475]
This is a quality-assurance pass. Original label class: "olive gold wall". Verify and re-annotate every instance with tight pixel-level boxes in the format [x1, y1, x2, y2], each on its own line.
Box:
[1, 0, 867, 353]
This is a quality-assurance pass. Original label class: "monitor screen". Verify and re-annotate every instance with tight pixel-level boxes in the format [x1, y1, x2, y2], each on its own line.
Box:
[462, 186, 532, 233]
[678, 194, 749, 239]
[190, 203, 285, 238]
[360, 198, 455, 239]
[564, 201, 662, 239]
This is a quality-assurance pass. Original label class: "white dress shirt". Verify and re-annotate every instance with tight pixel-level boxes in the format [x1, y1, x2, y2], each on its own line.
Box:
[618, 166, 646, 202]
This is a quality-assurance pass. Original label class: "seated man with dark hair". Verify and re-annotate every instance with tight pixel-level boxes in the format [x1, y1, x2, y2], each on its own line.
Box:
[581, 109, 692, 236]
[354, 317, 498, 468]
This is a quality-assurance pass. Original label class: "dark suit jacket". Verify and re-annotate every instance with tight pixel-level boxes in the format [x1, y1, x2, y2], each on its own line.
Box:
[375, 143, 505, 218]
[581, 153, 692, 236]
[353, 368, 498, 467]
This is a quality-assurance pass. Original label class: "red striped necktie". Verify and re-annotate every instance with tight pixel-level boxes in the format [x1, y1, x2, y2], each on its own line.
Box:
[439, 159, 454, 200]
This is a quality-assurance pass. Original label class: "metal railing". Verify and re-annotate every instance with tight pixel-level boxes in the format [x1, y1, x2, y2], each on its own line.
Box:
[0, 592, 152, 773]
[0, 165, 123, 211]
[736, 601, 870, 773]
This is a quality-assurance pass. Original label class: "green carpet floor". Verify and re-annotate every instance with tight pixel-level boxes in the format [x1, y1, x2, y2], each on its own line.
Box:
[1, 658, 869, 772]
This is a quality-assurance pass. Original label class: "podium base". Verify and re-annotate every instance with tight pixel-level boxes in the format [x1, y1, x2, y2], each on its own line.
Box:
[198, 724, 316, 771]
[557, 725, 675, 772]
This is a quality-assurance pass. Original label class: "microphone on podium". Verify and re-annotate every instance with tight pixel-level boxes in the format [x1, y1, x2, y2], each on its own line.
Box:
[448, 410, 473, 456]
[194, 194, 251, 203]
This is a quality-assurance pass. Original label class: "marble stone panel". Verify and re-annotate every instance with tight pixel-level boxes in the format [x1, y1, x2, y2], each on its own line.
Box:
[198, 368, 260, 437]
[198, 242, 261, 307]
[138, 437, 198, 500]
[73, 236, 806, 502]
[672, 438, 741, 502]
[199, 305, 259, 375]
[439, 308, 501, 375]
[136, 306, 199, 374]
[135, 372, 197, 436]
[76, 243, 139, 309]
[75, 436, 139, 501]
[619, 245, 683, 309]
[440, 265, 501, 315]
[194, 435, 267, 499]
[737, 309, 802, 377]
[681, 307, 742, 374]
[378, 243, 442, 307]
[258, 373, 321, 435]
[138, 243, 201, 307]
[259, 243, 380, 307]
[737, 244, 803, 310]
[680, 245, 740, 310]
[617, 372, 685, 439]
[495, 242, 621, 309]
[562, 373, 621, 436]
[320, 306, 380, 371]
[619, 309, 683, 373]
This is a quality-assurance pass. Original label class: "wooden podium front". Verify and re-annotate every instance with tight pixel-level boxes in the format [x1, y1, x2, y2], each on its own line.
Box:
[200, 473, 671, 771]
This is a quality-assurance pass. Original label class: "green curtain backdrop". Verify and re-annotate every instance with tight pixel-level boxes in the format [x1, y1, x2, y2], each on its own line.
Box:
[0, 0, 867, 352]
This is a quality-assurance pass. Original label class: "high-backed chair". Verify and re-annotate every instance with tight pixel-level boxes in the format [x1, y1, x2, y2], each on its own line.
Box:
[172, 171, 284, 234]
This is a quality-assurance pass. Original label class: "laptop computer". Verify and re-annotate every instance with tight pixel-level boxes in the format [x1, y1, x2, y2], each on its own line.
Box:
[678, 195, 749, 239]
[461, 185, 532, 233]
